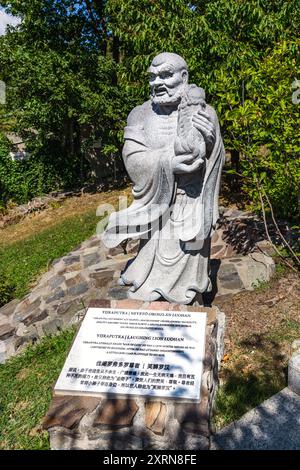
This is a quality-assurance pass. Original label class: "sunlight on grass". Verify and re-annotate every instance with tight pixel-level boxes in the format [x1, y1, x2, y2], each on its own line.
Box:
[0, 328, 76, 450]
[0, 209, 99, 301]
[214, 318, 300, 430]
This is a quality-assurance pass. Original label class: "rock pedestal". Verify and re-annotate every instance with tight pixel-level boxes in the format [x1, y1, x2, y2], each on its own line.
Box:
[43, 299, 225, 450]
[288, 356, 300, 396]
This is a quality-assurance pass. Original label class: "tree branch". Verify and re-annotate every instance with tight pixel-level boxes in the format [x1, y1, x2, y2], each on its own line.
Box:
[258, 185, 298, 273]
[263, 189, 300, 266]
[84, 0, 102, 38]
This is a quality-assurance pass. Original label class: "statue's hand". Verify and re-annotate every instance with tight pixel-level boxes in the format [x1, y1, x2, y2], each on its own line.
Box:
[172, 152, 204, 174]
[192, 109, 216, 149]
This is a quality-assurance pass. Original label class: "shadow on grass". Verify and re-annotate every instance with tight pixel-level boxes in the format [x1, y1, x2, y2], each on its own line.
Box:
[214, 332, 287, 429]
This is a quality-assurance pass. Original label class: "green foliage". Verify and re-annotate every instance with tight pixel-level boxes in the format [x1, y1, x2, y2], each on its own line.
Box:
[0, 1, 299, 218]
[108, 0, 300, 219]
[0, 208, 99, 299]
[214, 40, 300, 219]
[0, 327, 76, 449]
[0, 0, 127, 203]
[0, 133, 62, 204]
[0, 271, 15, 308]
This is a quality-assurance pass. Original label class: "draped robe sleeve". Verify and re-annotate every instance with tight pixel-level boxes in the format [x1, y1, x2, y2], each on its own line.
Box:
[102, 103, 175, 248]
[102, 102, 225, 250]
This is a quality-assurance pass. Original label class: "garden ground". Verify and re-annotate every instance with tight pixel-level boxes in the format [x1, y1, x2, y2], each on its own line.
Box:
[0, 190, 299, 448]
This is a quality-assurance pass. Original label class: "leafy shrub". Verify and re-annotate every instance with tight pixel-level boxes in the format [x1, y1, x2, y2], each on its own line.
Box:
[214, 40, 300, 219]
[0, 1, 299, 219]
[0, 133, 84, 206]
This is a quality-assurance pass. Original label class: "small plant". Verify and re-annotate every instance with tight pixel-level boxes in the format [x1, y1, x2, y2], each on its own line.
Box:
[48, 200, 62, 210]
[252, 279, 270, 291]
[0, 272, 16, 308]
[275, 263, 286, 276]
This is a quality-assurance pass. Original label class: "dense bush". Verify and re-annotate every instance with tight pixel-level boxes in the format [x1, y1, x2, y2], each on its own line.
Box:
[0, 133, 78, 205]
[108, 0, 300, 219]
[0, 0, 299, 219]
[214, 40, 300, 219]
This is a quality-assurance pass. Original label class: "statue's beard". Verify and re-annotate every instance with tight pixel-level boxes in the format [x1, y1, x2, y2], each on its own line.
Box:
[151, 85, 185, 107]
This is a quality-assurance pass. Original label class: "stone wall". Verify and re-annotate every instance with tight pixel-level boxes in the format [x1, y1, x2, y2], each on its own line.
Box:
[0, 211, 275, 364]
[43, 300, 225, 450]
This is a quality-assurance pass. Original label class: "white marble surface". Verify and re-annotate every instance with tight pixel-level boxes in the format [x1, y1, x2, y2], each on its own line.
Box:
[55, 307, 207, 400]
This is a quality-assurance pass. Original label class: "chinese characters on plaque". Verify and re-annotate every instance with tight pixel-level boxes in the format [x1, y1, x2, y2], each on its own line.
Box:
[55, 307, 207, 401]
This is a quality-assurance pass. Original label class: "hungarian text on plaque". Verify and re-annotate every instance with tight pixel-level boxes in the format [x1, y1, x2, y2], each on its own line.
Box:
[54, 307, 207, 401]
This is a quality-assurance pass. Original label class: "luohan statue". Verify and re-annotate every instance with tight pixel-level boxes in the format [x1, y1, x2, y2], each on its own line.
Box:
[102, 52, 225, 304]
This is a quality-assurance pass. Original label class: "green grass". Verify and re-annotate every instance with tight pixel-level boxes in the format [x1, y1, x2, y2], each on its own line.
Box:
[267, 318, 300, 343]
[214, 318, 300, 429]
[252, 279, 270, 291]
[0, 209, 99, 302]
[0, 327, 76, 450]
[214, 365, 285, 428]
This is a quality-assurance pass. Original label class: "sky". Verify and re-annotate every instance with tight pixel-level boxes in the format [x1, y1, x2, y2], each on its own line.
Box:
[0, 8, 20, 35]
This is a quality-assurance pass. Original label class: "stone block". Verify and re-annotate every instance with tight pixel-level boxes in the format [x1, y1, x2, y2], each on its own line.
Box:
[56, 299, 85, 324]
[48, 276, 65, 290]
[0, 299, 19, 318]
[92, 259, 129, 272]
[113, 299, 144, 309]
[108, 245, 126, 257]
[217, 263, 243, 291]
[211, 244, 226, 257]
[14, 324, 38, 351]
[0, 341, 6, 363]
[22, 309, 48, 326]
[145, 401, 166, 435]
[107, 286, 129, 300]
[126, 239, 139, 254]
[82, 252, 101, 268]
[65, 274, 86, 288]
[89, 299, 111, 308]
[69, 309, 85, 326]
[0, 337, 16, 363]
[0, 323, 15, 340]
[13, 297, 41, 320]
[211, 230, 221, 244]
[89, 270, 115, 288]
[288, 354, 300, 396]
[67, 283, 89, 296]
[93, 399, 139, 427]
[63, 255, 80, 266]
[42, 317, 63, 335]
[81, 288, 104, 306]
[43, 396, 101, 430]
[59, 262, 82, 274]
[43, 301, 224, 450]
[45, 288, 65, 304]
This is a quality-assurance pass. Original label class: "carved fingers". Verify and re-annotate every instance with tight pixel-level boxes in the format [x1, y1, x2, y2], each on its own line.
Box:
[172, 153, 204, 174]
[180, 158, 204, 174]
[192, 110, 216, 147]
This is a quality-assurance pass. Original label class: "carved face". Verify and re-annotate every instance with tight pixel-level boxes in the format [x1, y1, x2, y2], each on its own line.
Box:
[148, 62, 188, 107]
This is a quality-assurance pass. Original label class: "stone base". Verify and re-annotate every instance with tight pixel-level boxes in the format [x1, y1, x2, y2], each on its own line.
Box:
[43, 299, 225, 450]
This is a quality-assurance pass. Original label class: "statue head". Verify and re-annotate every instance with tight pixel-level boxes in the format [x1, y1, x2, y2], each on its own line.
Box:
[148, 52, 188, 107]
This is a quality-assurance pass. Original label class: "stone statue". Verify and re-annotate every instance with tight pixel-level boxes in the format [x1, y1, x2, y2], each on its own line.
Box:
[102, 52, 225, 304]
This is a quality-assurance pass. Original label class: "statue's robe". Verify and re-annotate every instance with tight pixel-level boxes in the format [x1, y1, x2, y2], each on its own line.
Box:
[102, 98, 225, 304]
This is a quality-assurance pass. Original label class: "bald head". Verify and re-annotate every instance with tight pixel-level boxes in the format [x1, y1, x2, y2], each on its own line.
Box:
[148, 52, 189, 107]
[150, 52, 188, 72]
